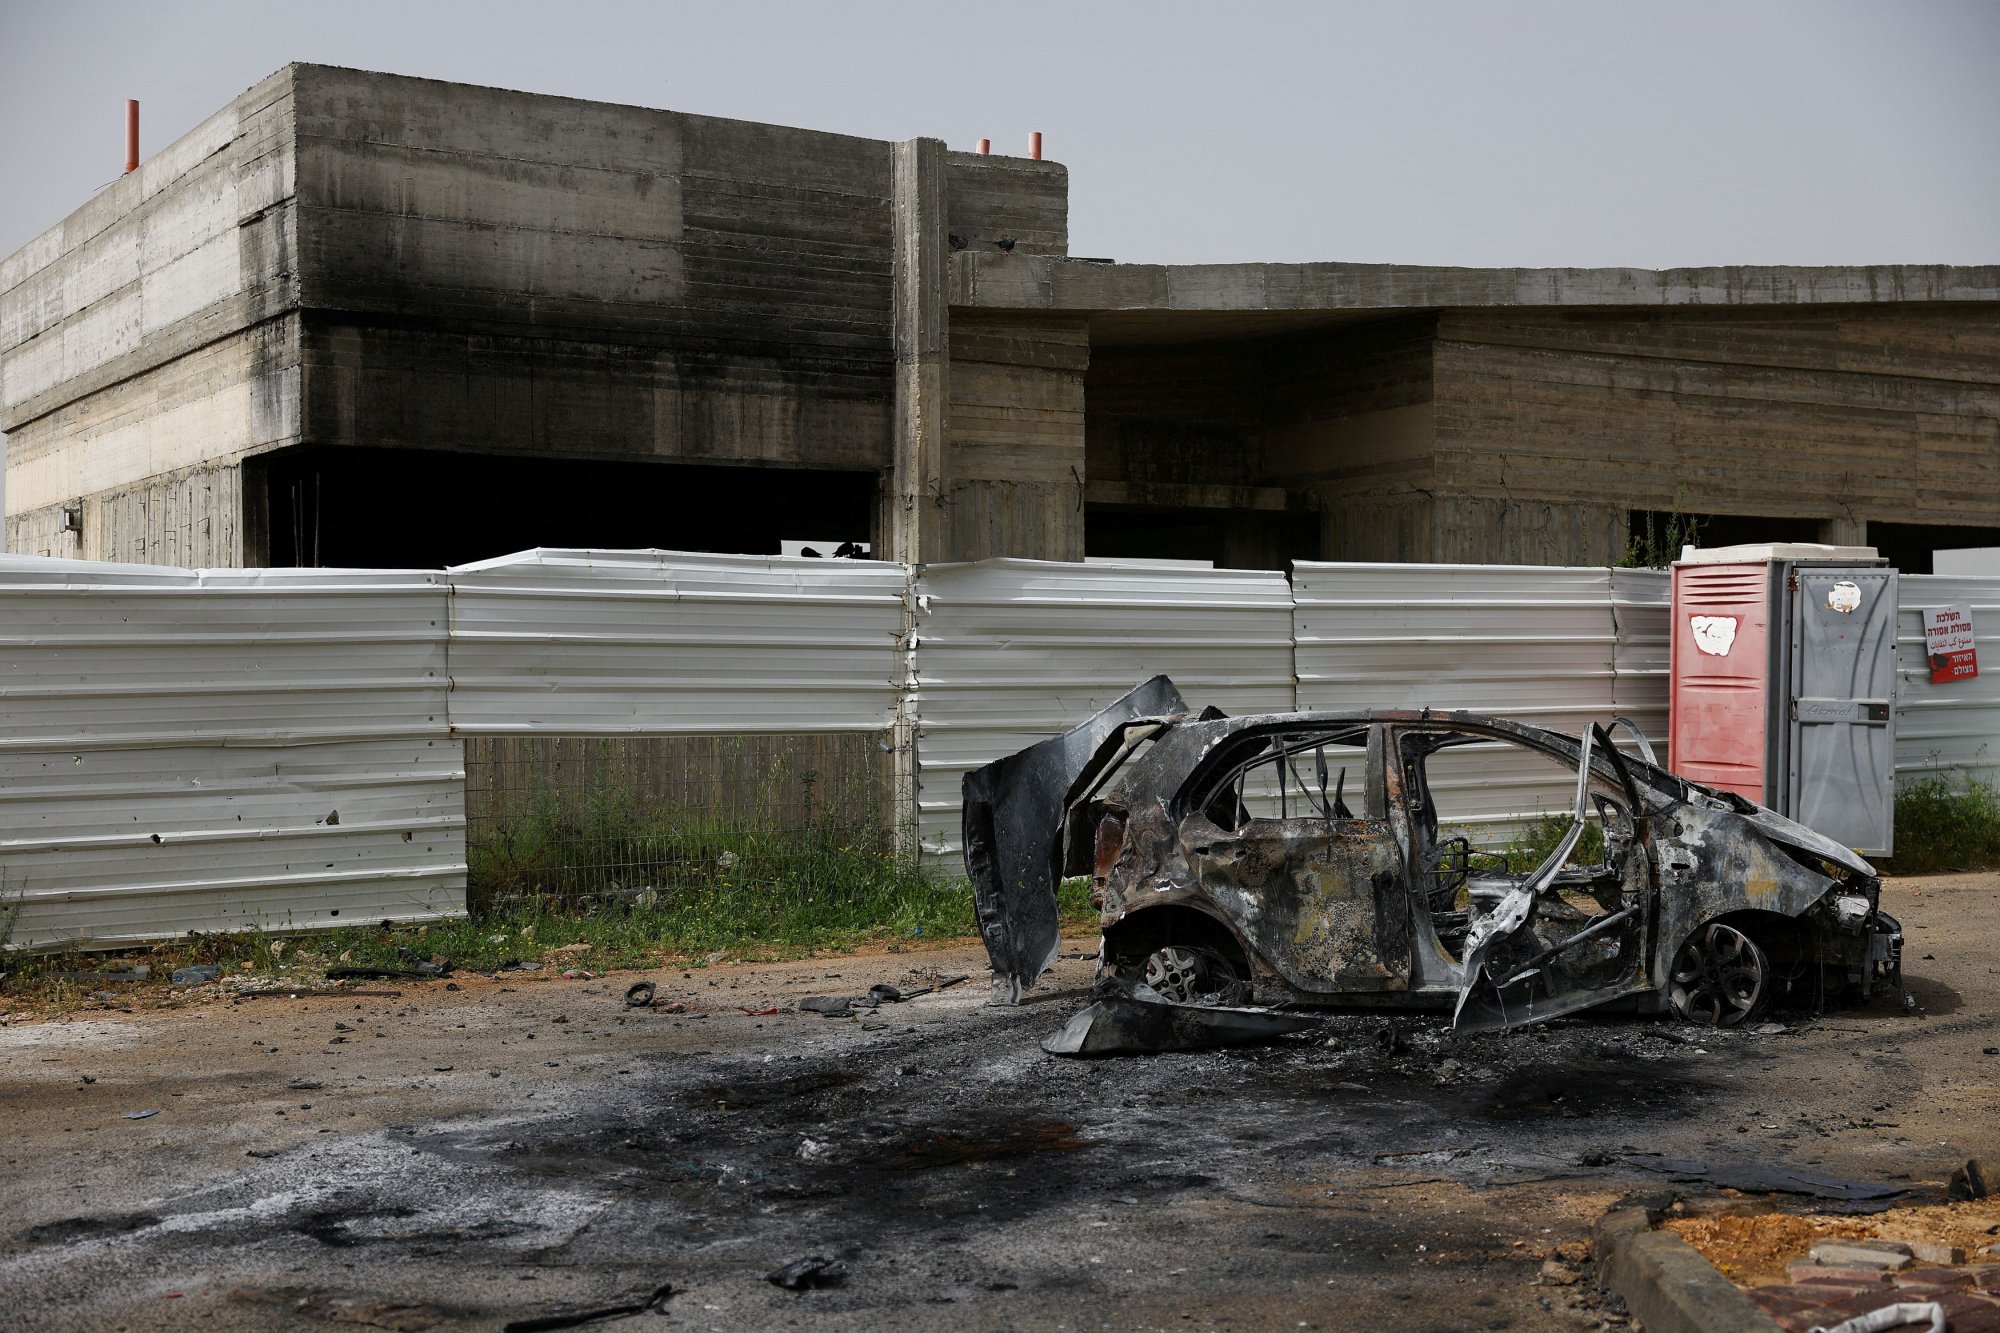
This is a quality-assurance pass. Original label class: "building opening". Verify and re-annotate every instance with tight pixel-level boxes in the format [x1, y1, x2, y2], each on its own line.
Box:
[249, 447, 878, 569]
[1086, 504, 1319, 570]
[1868, 522, 2000, 576]
[1625, 510, 1824, 565]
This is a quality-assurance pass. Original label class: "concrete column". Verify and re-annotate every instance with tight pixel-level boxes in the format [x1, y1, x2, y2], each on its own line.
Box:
[1819, 514, 1868, 547]
[888, 138, 949, 565]
[888, 138, 949, 857]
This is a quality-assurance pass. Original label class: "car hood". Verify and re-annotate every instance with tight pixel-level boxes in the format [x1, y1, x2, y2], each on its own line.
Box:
[1690, 784, 1878, 881]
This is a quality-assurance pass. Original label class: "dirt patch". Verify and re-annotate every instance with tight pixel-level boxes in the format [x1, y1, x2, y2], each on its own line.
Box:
[1665, 1201, 2000, 1285]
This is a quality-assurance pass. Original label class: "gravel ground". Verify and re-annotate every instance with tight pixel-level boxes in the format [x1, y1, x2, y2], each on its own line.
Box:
[2, 871, 1996, 1332]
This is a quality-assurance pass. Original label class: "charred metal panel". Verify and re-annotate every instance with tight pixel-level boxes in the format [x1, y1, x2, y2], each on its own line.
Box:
[962, 675, 1188, 1002]
[1183, 814, 1410, 992]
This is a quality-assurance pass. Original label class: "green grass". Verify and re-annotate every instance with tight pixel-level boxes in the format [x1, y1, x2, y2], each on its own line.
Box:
[1463, 813, 1608, 875]
[1876, 775, 2000, 876]
[0, 815, 1102, 1008]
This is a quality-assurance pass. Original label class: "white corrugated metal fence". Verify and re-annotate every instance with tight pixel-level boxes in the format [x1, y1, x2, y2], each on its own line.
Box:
[11, 547, 2000, 949]
[908, 559, 1296, 859]
[1893, 575, 2000, 787]
[0, 557, 463, 949]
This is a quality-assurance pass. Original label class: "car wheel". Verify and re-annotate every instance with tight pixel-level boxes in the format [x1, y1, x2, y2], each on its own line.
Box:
[1669, 922, 1770, 1027]
[1141, 945, 1239, 1004]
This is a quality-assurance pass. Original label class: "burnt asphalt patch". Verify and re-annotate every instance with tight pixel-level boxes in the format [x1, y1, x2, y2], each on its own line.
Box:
[9, 924, 1977, 1333]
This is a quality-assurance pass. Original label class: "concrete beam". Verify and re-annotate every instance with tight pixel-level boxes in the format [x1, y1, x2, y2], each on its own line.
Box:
[953, 254, 2000, 317]
[1085, 480, 1297, 512]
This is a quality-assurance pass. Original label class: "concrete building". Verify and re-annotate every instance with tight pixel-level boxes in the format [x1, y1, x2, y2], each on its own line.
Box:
[5, 64, 1999, 573]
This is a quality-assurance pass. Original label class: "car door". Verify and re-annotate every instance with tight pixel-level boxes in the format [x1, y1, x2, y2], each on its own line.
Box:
[1390, 720, 1657, 1030]
[1178, 725, 1414, 993]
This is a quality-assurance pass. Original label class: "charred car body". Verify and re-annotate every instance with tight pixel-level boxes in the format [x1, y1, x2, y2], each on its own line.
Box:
[964, 677, 1904, 1033]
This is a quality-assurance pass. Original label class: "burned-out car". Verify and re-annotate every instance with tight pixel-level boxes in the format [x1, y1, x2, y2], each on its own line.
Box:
[964, 677, 1904, 1033]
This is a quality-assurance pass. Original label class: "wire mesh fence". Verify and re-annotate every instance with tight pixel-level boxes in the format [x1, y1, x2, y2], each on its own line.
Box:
[463, 733, 907, 911]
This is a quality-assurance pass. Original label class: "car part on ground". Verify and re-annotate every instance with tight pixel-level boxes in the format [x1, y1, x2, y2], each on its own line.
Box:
[1040, 975, 1322, 1057]
[962, 675, 1907, 1043]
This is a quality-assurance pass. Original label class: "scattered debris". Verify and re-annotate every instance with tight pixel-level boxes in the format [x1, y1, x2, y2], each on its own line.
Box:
[500, 1282, 675, 1331]
[739, 1006, 780, 1016]
[1817, 1303, 1946, 1333]
[767, 1256, 848, 1291]
[49, 965, 151, 983]
[1538, 1258, 1582, 1285]
[123, 1109, 158, 1120]
[623, 982, 656, 1009]
[169, 965, 221, 985]
[231, 986, 405, 1000]
[1950, 1159, 1991, 1202]
[793, 977, 965, 1018]
[326, 965, 437, 982]
[561, 969, 596, 981]
[1811, 1238, 1915, 1270]
[1041, 976, 1320, 1056]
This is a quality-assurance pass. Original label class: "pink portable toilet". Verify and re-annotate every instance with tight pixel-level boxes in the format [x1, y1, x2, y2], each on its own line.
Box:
[1669, 543, 1896, 855]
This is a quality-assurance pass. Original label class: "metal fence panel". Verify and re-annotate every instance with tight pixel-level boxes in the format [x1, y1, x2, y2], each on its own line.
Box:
[0, 557, 450, 748]
[1, 739, 465, 949]
[1610, 568, 1672, 761]
[910, 559, 1296, 859]
[0, 555, 463, 949]
[1894, 574, 2000, 786]
[445, 549, 907, 736]
[1293, 562, 1623, 838]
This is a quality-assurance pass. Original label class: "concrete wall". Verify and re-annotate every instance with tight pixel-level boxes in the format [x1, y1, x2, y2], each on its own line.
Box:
[11, 64, 1995, 572]
[1080, 305, 2000, 566]
[290, 66, 898, 474]
[1432, 307, 2000, 541]
[2, 68, 299, 562]
[942, 311, 1087, 560]
[2, 69, 1080, 568]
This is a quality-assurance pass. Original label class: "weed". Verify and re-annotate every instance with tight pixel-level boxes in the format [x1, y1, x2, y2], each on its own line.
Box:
[0, 873, 21, 958]
[1622, 500, 1704, 569]
[1876, 775, 2000, 875]
[1483, 813, 1608, 874]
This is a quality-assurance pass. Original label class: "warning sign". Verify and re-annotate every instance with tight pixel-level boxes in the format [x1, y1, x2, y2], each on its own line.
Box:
[1923, 605, 1979, 684]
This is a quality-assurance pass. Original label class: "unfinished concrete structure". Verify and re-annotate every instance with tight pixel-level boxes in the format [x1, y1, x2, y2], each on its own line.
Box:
[6, 64, 1999, 572]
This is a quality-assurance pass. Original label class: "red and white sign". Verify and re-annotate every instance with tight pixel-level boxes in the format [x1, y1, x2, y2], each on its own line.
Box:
[1923, 605, 1979, 684]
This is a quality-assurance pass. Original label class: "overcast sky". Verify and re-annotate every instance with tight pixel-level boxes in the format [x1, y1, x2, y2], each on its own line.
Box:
[2, 0, 1997, 269]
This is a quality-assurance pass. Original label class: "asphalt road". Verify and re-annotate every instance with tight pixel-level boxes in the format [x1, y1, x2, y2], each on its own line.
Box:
[2, 870, 1996, 1332]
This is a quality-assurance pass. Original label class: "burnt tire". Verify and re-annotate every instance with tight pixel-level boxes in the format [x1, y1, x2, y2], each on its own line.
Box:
[1669, 921, 1771, 1027]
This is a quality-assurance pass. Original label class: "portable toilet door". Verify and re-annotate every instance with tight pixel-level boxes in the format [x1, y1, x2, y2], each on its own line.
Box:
[1668, 558, 1774, 805]
[1775, 564, 1897, 856]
